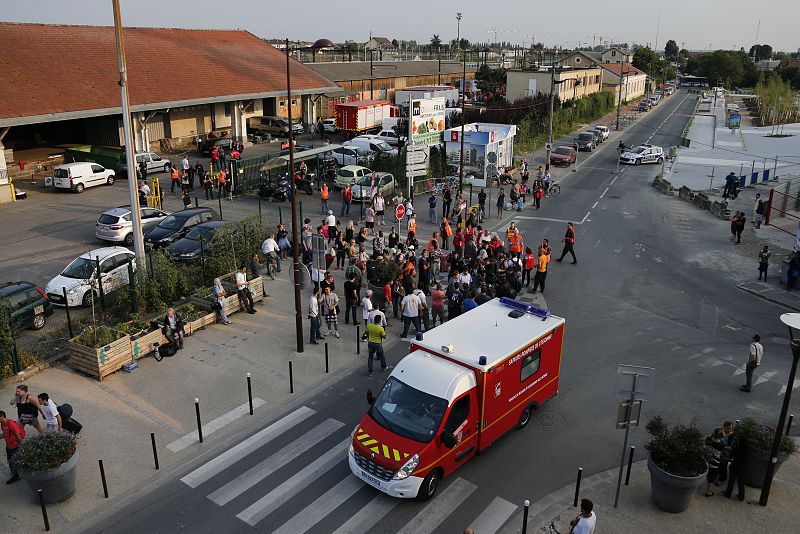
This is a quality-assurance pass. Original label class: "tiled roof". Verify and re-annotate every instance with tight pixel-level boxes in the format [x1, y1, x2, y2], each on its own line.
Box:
[307, 60, 474, 82]
[600, 63, 644, 77]
[0, 23, 338, 125]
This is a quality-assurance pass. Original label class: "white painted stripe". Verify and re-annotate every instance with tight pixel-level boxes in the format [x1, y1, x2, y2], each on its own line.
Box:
[514, 216, 585, 225]
[468, 496, 518, 534]
[236, 438, 350, 526]
[581, 211, 591, 224]
[599, 187, 609, 198]
[209, 418, 345, 505]
[167, 398, 267, 453]
[396, 477, 478, 534]
[591, 201, 599, 209]
[331, 493, 399, 534]
[610, 175, 619, 185]
[272, 476, 364, 534]
[180, 406, 315, 488]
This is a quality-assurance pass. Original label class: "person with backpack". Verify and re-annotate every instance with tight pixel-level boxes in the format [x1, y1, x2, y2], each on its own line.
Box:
[0, 410, 25, 484]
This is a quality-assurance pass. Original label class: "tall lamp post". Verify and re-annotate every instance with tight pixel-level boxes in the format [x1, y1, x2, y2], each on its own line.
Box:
[456, 12, 462, 55]
[759, 313, 800, 506]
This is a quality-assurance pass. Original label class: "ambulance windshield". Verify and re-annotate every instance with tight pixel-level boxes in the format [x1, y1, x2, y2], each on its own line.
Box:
[370, 377, 448, 443]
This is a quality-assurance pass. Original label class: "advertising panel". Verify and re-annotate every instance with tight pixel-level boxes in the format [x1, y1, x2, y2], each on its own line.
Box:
[410, 97, 446, 146]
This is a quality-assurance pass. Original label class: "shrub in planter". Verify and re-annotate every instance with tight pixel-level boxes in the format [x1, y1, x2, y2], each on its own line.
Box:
[645, 416, 709, 513]
[735, 417, 798, 487]
[13, 431, 79, 503]
[366, 258, 402, 308]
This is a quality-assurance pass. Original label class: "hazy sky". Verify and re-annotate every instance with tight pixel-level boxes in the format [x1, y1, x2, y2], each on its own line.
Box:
[3, 0, 798, 52]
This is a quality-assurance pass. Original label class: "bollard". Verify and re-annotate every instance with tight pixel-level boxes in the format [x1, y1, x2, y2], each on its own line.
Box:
[625, 446, 635, 485]
[150, 432, 159, 470]
[99, 459, 109, 498]
[38, 489, 50, 531]
[788, 414, 794, 436]
[62, 287, 74, 338]
[218, 195, 224, 219]
[289, 361, 294, 393]
[194, 398, 203, 443]
[521, 499, 530, 534]
[279, 206, 283, 225]
[258, 195, 263, 227]
[247, 373, 253, 415]
[573, 467, 583, 507]
[325, 342, 329, 373]
[356, 325, 361, 354]
[195, 197, 199, 208]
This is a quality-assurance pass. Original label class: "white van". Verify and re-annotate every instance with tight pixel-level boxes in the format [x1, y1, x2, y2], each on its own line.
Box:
[346, 136, 398, 157]
[53, 162, 115, 193]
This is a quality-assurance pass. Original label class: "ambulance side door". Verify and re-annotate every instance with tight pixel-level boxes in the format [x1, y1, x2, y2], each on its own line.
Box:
[439, 391, 479, 472]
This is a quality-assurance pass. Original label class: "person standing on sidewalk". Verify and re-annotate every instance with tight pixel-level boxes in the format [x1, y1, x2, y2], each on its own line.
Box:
[361, 290, 374, 336]
[400, 287, 423, 339]
[10, 385, 43, 433]
[340, 184, 352, 217]
[758, 245, 771, 281]
[308, 286, 322, 344]
[569, 498, 596, 534]
[496, 188, 505, 219]
[556, 223, 577, 264]
[723, 431, 749, 501]
[37, 393, 61, 432]
[442, 188, 452, 222]
[754, 193, 765, 228]
[741, 334, 763, 392]
[477, 188, 487, 219]
[321, 285, 341, 338]
[723, 172, 736, 198]
[343, 272, 360, 326]
[532, 247, 549, 293]
[374, 191, 386, 226]
[0, 410, 25, 484]
[366, 315, 390, 377]
[320, 182, 330, 214]
[428, 192, 438, 223]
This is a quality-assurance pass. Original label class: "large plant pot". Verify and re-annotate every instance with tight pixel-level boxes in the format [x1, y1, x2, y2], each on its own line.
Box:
[647, 457, 706, 513]
[22, 449, 79, 504]
[742, 447, 790, 488]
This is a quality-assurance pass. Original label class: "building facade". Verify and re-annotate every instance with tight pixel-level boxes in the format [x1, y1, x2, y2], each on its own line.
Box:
[505, 67, 603, 102]
[599, 64, 647, 103]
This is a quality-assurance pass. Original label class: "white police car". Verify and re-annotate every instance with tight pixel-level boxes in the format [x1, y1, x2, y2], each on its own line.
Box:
[618, 144, 664, 165]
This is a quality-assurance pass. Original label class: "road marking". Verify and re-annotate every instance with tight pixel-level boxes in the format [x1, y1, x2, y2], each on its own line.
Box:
[208, 418, 345, 505]
[180, 405, 315, 488]
[514, 216, 585, 225]
[778, 380, 800, 396]
[331, 493, 399, 534]
[167, 398, 267, 453]
[592, 201, 599, 209]
[580, 211, 591, 224]
[397, 477, 478, 534]
[468, 496, 518, 534]
[599, 187, 609, 198]
[272, 475, 364, 534]
[610, 175, 619, 185]
[236, 438, 350, 526]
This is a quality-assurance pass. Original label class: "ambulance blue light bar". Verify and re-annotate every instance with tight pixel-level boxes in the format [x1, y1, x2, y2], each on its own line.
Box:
[499, 297, 550, 319]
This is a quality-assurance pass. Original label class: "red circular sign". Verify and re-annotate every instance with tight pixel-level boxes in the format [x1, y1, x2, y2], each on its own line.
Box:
[395, 204, 406, 220]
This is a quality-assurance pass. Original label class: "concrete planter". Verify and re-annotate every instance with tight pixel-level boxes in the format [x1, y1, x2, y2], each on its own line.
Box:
[647, 457, 707, 513]
[743, 447, 790, 488]
[22, 449, 79, 504]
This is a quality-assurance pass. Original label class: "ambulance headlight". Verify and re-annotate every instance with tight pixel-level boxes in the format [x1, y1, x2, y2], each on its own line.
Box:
[393, 453, 419, 480]
[348, 425, 357, 457]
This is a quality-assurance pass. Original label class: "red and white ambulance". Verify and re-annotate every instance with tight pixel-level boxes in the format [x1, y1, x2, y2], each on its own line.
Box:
[348, 297, 565, 500]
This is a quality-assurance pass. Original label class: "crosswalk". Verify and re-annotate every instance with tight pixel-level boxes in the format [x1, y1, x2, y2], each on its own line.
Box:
[180, 405, 519, 533]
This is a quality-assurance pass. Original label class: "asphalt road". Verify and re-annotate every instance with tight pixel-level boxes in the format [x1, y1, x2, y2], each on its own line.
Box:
[68, 90, 798, 533]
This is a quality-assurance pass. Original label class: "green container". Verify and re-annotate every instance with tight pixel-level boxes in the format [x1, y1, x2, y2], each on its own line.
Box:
[63, 145, 126, 173]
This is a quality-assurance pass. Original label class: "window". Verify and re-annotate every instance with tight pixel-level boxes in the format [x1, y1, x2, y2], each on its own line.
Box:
[611, 50, 616, 57]
[91, 165, 105, 173]
[520, 349, 541, 381]
[7, 291, 29, 308]
[279, 100, 286, 108]
[291, 99, 297, 106]
[224, 103, 231, 117]
[443, 395, 470, 434]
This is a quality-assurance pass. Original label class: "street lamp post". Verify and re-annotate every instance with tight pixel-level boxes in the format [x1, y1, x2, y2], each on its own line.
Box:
[456, 12, 462, 54]
[760, 313, 800, 506]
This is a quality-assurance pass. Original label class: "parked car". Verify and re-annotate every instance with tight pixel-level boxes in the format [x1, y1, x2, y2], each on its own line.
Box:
[618, 144, 664, 165]
[0, 281, 53, 330]
[277, 145, 313, 157]
[96, 206, 171, 246]
[167, 221, 225, 262]
[638, 101, 651, 112]
[144, 207, 218, 248]
[373, 129, 407, 147]
[335, 165, 372, 189]
[573, 132, 597, 152]
[53, 162, 115, 193]
[346, 136, 399, 157]
[248, 116, 304, 137]
[45, 247, 135, 307]
[588, 129, 604, 145]
[322, 118, 337, 133]
[120, 152, 171, 176]
[593, 125, 610, 141]
[351, 172, 396, 203]
[198, 137, 243, 157]
[550, 146, 577, 167]
[330, 146, 371, 167]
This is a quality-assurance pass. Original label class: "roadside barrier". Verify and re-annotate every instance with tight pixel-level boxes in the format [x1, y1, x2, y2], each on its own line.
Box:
[693, 192, 711, 210]
[678, 186, 695, 202]
[710, 201, 731, 220]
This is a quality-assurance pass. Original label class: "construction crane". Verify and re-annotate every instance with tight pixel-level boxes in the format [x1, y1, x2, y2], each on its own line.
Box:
[487, 28, 516, 44]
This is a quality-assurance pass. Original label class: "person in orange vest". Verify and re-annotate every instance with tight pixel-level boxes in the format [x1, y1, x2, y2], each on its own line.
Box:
[556, 222, 577, 264]
[407, 214, 417, 236]
[217, 171, 227, 200]
[522, 247, 536, 287]
[509, 229, 524, 260]
[320, 182, 330, 214]
[427, 231, 440, 253]
[541, 238, 552, 259]
[170, 165, 180, 194]
[533, 245, 550, 293]
[440, 218, 452, 250]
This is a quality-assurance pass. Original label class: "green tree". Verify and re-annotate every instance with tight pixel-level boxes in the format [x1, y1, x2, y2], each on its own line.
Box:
[749, 44, 773, 62]
[664, 40, 679, 62]
[632, 47, 661, 73]
[430, 34, 442, 49]
[0, 305, 18, 378]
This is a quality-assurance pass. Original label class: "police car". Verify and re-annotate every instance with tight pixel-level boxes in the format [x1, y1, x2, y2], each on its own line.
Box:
[618, 144, 664, 165]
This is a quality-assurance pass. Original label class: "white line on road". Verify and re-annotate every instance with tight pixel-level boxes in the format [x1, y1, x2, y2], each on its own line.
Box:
[513, 216, 586, 225]
[468, 496, 519, 534]
[331, 493, 399, 534]
[610, 175, 619, 185]
[271, 475, 364, 534]
[180, 405, 315, 487]
[236, 438, 350, 526]
[167, 398, 267, 454]
[397, 477, 478, 534]
[581, 211, 591, 224]
[592, 201, 599, 209]
[599, 187, 609, 198]
[208, 418, 345, 505]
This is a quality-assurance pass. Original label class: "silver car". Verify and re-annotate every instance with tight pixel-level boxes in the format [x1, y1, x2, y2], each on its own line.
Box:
[120, 152, 172, 175]
[351, 172, 396, 203]
[96, 206, 170, 246]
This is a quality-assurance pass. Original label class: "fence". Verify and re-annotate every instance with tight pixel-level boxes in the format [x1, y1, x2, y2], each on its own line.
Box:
[765, 176, 800, 236]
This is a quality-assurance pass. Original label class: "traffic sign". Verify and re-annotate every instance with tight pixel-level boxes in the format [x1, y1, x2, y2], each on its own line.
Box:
[616, 364, 655, 400]
[406, 151, 428, 165]
[395, 204, 406, 220]
[616, 400, 642, 429]
[545, 142, 553, 151]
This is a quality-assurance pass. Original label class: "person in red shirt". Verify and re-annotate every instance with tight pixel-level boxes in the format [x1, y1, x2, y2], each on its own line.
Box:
[522, 247, 536, 287]
[0, 410, 25, 483]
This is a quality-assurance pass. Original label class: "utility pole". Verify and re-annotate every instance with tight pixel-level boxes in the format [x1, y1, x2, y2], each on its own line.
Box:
[285, 38, 304, 354]
[112, 0, 145, 273]
[460, 49, 466, 193]
[369, 49, 374, 99]
[546, 55, 556, 170]
[615, 62, 627, 131]
[438, 46, 441, 85]
[456, 12, 462, 52]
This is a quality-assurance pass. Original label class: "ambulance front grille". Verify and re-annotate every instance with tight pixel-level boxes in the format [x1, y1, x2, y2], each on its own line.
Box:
[354, 450, 394, 481]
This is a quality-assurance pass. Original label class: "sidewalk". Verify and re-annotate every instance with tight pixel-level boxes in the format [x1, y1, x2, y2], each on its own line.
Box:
[501, 455, 800, 533]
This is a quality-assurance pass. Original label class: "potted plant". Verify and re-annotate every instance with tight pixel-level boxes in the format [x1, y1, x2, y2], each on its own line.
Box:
[366, 257, 402, 309]
[645, 416, 709, 513]
[734, 417, 798, 487]
[177, 303, 216, 335]
[68, 326, 131, 381]
[13, 431, 79, 503]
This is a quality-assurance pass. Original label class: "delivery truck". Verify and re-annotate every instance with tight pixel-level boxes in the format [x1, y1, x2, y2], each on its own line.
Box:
[335, 100, 392, 135]
[348, 297, 565, 500]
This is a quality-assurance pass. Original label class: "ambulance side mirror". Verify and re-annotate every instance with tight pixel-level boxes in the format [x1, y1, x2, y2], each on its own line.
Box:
[441, 432, 457, 449]
[366, 389, 375, 406]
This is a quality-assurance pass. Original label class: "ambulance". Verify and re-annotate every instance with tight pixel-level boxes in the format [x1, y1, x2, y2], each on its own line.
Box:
[348, 297, 565, 500]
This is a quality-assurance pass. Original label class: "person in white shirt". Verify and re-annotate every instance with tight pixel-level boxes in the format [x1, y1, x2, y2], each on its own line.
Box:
[570, 499, 596, 534]
[741, 334, 764, 392]
[261, 234, 281, 272]
[361, 290, 374, 330]
[368, 307, 388, 328]
[326, 211, 336, 229]
[373, 192, 386, 226]
[400, 290, 423, 338]
[412, 288, 430, 331]
[181, 156, 190, 173]
[235, 266, 256, 313]
[37, 393, 61, 432]
[308, 286, 323, 344]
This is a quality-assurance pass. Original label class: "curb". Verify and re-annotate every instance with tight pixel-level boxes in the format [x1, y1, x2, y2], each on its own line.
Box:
[737, 283, 800, 312]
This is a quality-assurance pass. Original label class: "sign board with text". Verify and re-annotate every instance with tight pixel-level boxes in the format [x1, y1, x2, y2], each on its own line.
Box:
[410, 97, 446, 146]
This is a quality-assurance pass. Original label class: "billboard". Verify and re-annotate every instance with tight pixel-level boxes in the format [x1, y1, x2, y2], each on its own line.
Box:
[410, 97, 446, 146]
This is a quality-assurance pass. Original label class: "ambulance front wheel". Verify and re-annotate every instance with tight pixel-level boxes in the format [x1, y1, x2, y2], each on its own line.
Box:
[417, 469, 442, 501]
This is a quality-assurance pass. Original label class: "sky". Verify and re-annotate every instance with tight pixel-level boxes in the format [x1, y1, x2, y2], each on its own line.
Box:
[3, 0, 798, 53]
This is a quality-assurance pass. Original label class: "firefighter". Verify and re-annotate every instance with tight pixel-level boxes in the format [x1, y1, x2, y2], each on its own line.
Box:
[556, 222, 577, 264]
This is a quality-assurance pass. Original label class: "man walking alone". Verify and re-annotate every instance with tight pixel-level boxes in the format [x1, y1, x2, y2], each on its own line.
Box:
[740, 334, 763, 392]
[556, 222, 577, 264]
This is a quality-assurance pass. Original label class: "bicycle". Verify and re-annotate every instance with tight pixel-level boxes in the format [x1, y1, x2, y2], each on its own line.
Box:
[544, 182, 561, 198]
[263, 253, 277, 280]
[541, 514, 569, 534]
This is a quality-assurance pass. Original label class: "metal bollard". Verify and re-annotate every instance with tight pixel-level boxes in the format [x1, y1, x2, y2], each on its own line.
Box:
[788, 414, 794, 436]
[625, 446, 635, 486]
[573, 467, 583, 507]
[521, 499, 530, 534]
[289, 361, 294, 393]
[356, 325, 361, 355]
[99, 459, 109, 498]
[194, 197, 199, 208]
[218, 195, 223, 219]
[195, 398, 203, 443]
[150, 432, 159, 470]
[247, 373, 254, 415]
[38, 489, 50, 531]
[325, 343, 329, 373]
[62, 287, 74, 338]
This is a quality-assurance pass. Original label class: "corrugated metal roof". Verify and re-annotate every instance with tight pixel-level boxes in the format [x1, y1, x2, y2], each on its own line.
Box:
[307, 60, 474, 82]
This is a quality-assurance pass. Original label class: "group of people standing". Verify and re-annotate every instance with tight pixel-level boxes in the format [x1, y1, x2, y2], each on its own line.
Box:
[704, 419, 751, 501]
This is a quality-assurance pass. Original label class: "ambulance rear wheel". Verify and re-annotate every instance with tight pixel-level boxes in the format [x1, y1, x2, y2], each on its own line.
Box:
[417, 469, 441, 501]
[517, 406, 533, 429]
